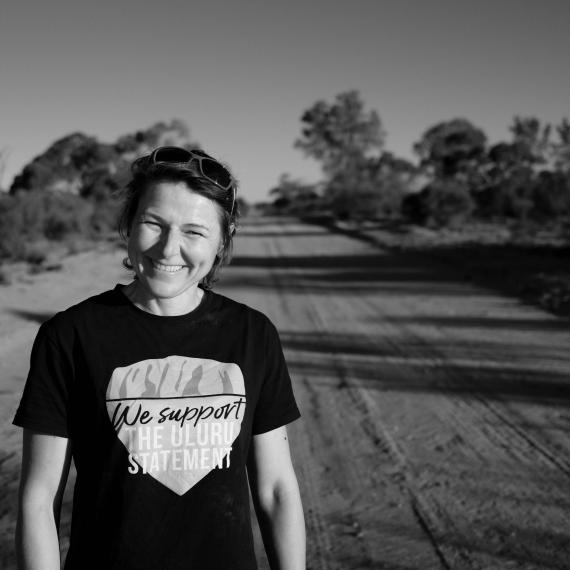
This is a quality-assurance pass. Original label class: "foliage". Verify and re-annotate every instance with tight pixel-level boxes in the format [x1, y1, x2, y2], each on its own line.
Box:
[0, 190, 94, 260]
[0, 194, 25, 259]
[325, 153, 415, 220]
[292, 91, 419, 221]
[10, 119, 195, 198]
[413, 118, 487, 178]
[0, 147, 10, 192]
[531, 170, 570, 219]
[509, 116, 551, 167]
[295, 90, 385, 177]
[403, 179, 475, 227]
[114, 119, 191, 156]
[1, 119, 195, 263]
[269, 175, 320, 214]
[408, 115, 570, 227]
[474, 167, 533, 221]
[551, 118, 570, 171]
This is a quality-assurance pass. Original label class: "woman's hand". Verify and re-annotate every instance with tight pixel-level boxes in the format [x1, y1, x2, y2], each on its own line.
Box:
[248, 426, 306, 570]
[16, 430, 72, 570]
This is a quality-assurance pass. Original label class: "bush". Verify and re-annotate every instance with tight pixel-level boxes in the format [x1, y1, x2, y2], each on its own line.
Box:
[402, 179, 474, 227]
[473, 167, 570, 222]
[31, 191, 93, 240]
[0, 195, 26, 259]
[89, 197, 120, 234]
[325, 177, 405, 221]
[0, 191, 97, 261]
[23, 240, 51, 265]
[531, 170, 570, 220]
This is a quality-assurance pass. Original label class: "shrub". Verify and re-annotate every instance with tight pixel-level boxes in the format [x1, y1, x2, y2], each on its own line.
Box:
[23, 239, 51, 265]
[89, 197, 120, 234]
[531, 170, 570, 220]
[0, 195, 26, 259]
[402, 179, 474, 227]
[0, 191, 98, 261]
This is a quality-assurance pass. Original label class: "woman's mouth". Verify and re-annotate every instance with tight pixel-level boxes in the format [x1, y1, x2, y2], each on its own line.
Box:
[151, 260, 186, 273]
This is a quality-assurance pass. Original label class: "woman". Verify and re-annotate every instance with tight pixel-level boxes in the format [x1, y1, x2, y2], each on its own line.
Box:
[14, 147, 306, 569]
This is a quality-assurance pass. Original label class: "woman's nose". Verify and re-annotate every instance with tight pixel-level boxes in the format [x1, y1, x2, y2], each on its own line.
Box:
[160, 228, 180, 257]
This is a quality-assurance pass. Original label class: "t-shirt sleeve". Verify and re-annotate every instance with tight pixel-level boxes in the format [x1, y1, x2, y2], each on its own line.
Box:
[252, 318, 301, 435]
[12, 320, 73, 438]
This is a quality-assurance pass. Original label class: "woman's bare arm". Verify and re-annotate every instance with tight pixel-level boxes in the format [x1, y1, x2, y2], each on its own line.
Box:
[16, 429, 72, 570]
[248, 425, 305, 570]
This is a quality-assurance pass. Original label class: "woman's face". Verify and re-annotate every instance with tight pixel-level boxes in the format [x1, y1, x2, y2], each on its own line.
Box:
[127, 181, 223, 305]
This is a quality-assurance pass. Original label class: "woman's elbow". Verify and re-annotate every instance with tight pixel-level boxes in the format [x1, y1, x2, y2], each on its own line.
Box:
[257, 475, 302, 516]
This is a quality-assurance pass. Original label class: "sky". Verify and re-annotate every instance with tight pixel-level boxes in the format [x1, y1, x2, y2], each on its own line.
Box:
[1, 0, 569, 202]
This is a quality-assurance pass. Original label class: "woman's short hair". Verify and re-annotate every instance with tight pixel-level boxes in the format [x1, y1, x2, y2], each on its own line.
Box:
[118, 155, 239, 290]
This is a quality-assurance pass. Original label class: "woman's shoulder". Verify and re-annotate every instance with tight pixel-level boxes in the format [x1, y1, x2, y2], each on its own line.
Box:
[209, 290, 275, 329]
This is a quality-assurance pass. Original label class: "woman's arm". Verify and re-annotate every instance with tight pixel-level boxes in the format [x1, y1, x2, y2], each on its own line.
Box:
[248, 425, 305, 570]
[16, 429, 72, 570]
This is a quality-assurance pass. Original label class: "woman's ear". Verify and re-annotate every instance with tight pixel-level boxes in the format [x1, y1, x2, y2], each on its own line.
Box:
[229, 222, 236, 236]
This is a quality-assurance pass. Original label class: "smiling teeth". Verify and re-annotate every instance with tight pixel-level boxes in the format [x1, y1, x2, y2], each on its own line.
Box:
[152, 261, 184, 273]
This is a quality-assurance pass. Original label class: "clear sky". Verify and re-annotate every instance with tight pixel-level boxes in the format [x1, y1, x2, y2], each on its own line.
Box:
[1, 0, 569, 202]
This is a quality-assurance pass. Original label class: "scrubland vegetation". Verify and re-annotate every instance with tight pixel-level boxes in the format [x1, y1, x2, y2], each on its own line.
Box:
[1, 93, 569, 311]
[269, 91, 570, 229]
[0, 120, 193, 269]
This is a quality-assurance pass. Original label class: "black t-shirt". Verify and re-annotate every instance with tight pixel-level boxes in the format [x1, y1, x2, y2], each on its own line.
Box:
[13, 285, 300, 570]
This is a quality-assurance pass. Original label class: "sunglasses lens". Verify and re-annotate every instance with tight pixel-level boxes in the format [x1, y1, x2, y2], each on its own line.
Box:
[200, 158, 232, 189]
[148, 147, 235, 210]
[153, 147, 192, 163]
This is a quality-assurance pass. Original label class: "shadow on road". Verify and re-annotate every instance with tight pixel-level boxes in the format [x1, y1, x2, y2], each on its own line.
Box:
[224, 227, 570, 410]
[8, 309, 55, 324]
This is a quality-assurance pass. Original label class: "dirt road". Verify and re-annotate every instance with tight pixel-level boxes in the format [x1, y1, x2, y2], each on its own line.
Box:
[1, 218, 570, 569]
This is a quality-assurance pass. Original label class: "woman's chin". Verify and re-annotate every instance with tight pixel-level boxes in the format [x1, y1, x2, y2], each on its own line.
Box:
[135, 273, 200, 302]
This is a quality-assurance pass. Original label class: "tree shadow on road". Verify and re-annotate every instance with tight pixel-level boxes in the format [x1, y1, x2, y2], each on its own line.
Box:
[227, 249, 570, 315]
[226, 251, 486, 297]
[7, 309, 55, 324]
[282, 330, 570, 408]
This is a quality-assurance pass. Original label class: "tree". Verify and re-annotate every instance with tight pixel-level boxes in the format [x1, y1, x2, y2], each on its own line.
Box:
[509, 116, 551, 167]
[402, 179, 475, 227]
[269, 174, 320, 213]
[10, 132, 100, 194]
[293, 91, 400, 220]
[413, 118, 487, 178]
[114, 119, 193, 156]
[294, 90, 385, 178]
[0, 147, 10, 191]
[9, 120, 195, 198]
[552, 118, 570, 171]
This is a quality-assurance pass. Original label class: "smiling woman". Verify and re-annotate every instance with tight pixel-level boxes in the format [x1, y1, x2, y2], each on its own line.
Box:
[124, 181, 226, 316]
[13, 147, 306, 570]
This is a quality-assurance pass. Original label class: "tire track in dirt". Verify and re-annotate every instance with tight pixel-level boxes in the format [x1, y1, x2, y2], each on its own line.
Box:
[3, 222, 570, 569]
[298, 296, 456, 570]
[368, 295, 570, 569]
[251, 223, 450, 569]
[328, 291, 570, 569]
[236, 218, 570, 570]
[380, 310, 570, 476]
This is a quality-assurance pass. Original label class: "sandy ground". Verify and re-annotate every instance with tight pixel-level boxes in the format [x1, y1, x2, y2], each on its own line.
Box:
[1, 218, 570, 569]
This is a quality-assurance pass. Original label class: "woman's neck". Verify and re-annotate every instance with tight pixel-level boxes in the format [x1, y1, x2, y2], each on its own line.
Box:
[123, 282, 204, 316]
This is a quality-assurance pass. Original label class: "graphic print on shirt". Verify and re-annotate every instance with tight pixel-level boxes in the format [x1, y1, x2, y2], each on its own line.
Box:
[106, 355, 245, 496]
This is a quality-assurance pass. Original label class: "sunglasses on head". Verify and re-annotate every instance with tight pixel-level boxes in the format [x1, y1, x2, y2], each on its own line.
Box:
[145, 146, 236, 215]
